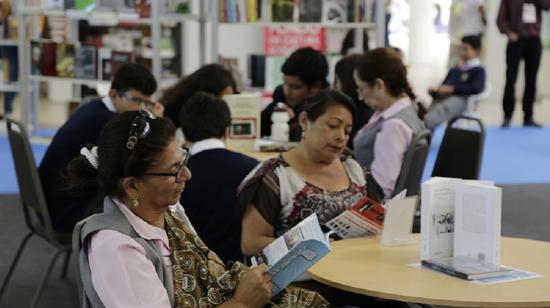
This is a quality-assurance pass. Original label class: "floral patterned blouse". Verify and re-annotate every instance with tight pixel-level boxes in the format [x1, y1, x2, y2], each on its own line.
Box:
[238, 154, 369, 236]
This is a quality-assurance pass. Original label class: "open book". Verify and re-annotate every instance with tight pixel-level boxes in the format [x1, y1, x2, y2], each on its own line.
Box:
[251, 214, 330, 297]
[325, 195, 385, 239]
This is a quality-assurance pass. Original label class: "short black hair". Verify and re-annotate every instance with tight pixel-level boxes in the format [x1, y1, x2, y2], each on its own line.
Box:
[461, 35, 482, 51]
[180, 92, 231, 143]
[302, 89, 356, 123]
[281, 47, 328, 87]
[110, 63, 157, 96]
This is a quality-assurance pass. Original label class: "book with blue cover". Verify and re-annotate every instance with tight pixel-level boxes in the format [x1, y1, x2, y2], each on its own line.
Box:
[251, 214, 330, 297]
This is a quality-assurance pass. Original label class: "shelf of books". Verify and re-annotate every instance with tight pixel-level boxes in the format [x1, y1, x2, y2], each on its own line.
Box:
[18, 6, 199, 26]
[15, 0, 200, 131]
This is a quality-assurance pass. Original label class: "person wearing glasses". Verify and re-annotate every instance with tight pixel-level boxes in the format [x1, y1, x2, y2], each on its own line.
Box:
[179, 92, 259, 264]
[353, 48, 426, 200]
[39, 63, 161, 233]
[70, 111, 329, 308]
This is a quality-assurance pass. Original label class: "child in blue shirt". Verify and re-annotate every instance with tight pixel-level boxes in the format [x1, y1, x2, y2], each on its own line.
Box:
[424, 35, 486, 129]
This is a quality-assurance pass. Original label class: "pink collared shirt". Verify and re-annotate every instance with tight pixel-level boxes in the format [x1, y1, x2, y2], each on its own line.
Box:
[357, 97, 414, 199]
[88, 199, 196, 308]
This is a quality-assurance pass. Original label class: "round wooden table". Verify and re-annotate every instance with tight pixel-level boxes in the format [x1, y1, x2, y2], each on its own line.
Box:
[308, 235, 550, 307]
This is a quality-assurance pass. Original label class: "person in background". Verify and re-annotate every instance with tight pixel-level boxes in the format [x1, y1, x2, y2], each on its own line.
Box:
[39, 63, 161, 232]
[179, 92, 259, 264]
[333, 54, 374, 149]
[160, 63, 236, 127]
[70, 111, 329, 308]
[353, 48, 426, 200]
[424, 35, 486, 130]
[497, 0, 550, 128]
[260, 47, 329, 141]
[461, 0, 487, 38]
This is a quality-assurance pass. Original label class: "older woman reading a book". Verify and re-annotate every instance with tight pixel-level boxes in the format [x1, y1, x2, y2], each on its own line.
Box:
[70, 111, 328, 308]
[239, 90, 373, 255]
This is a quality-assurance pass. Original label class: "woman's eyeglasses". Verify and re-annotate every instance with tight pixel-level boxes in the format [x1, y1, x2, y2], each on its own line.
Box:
[142, 146, 190, 183]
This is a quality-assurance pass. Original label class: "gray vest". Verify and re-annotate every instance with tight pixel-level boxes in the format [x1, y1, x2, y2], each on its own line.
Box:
[354, 103, 426, 168]
[72, 197, 174, 308]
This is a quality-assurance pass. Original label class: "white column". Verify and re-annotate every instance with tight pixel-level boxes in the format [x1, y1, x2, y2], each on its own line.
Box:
[407, 0, 438, 100]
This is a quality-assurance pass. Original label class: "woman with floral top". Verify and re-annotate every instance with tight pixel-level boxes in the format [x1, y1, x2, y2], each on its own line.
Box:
[239, 90, 372, 256]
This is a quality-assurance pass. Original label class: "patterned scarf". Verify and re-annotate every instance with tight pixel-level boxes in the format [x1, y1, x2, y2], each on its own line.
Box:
[164, 210, 329, 308]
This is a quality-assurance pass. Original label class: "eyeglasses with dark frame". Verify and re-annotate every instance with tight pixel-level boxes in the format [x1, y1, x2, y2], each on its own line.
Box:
[118, 91, 156, 111]
[142, 146, 190, 183]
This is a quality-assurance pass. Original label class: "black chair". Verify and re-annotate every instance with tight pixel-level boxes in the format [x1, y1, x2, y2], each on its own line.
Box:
[431, 115, 485, 180]
[392, 129, 432, 198]
[0, 118, 72, 308]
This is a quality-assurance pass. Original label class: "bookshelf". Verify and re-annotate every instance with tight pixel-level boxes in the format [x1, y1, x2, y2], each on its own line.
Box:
[15, 1, 211, 132]
[209, 0, 385, 92]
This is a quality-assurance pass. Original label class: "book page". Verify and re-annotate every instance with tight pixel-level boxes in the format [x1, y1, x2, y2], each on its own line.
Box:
[454, 182, 501, 265]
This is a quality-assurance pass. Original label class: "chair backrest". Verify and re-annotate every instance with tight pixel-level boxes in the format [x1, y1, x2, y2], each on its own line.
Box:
[6, 118, 57, 240]
[465, 81, 491, 115]
[392, 129, 432, 198]
[431, 115, 485, 180]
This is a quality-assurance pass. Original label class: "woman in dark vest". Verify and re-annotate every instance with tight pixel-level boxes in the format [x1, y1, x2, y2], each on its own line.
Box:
[353, 48, 427, 200]
[69, 111, 328, 307]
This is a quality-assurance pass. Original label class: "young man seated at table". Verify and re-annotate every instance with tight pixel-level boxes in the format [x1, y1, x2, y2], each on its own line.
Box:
[179, 92, 259, 264]
[424, 35, 486, 129]
[39, 63, 162, 232]
[260, 47, 329, 141]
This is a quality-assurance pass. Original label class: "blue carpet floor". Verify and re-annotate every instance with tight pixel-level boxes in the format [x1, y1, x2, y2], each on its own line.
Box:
[1, 125, 549, 193]
[422, 125, 550, 184]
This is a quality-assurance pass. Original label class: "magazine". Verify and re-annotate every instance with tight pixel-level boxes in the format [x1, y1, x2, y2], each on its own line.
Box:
[250, 214, 330, 297]
[325, 195, 385, 239]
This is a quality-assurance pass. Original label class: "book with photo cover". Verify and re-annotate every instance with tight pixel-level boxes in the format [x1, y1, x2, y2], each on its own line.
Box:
[251, 214, 330, 297]
[74, 45, 97, 79]
[271, 0, 295, 22]
[421, 256, 512, 280]
[298, 0, 322, 22]
[56, 42, 76, 78]
[224, 93, 262, 152]
[322, 0, 348, 23]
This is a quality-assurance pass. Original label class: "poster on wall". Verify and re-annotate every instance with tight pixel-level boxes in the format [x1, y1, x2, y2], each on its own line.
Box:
[263, 25, 326, 56]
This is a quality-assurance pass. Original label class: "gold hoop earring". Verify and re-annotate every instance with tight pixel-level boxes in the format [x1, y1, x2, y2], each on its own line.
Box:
[132, 195, 139, 208]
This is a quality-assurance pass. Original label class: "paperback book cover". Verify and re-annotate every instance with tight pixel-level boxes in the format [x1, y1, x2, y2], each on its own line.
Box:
[325, 195, 385, 238]
[56, 42, 76, 78]
[322, 0, 348, 23]
[251, 214, 330, 297]
[271, 0, 295, 22]
[298, 0, 322, 22]
[74, 45, 97, 79]
[224, 93, 262, 152]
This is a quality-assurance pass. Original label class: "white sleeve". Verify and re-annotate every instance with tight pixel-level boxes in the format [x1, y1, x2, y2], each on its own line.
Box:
[88, 230, 172, 308]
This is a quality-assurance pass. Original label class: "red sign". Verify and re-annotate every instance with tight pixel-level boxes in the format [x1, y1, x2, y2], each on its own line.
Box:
[263, 25, 326, 56]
